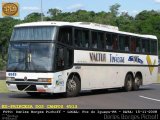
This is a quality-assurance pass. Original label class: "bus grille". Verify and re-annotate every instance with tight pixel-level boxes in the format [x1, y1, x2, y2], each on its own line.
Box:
[15, 79, 38, 82]
[17, 85, 37, 91]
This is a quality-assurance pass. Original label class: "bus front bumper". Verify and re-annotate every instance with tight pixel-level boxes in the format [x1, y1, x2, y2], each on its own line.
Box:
[6, 81, 53, 93]
[6, 81, 51, 85]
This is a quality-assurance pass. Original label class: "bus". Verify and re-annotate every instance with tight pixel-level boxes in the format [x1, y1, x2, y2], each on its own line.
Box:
[6, 21, 158, 97]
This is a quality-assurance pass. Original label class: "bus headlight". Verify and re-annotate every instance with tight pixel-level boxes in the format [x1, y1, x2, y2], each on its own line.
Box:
[6, 77, 15, 81]
[38, 78, 52, 83]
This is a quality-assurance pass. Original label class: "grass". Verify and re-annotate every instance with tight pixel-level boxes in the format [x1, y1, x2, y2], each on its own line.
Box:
[0, 80, 10, 93]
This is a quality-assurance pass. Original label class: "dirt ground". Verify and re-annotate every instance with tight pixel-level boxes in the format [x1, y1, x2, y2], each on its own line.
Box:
[0, 71, 5, 80]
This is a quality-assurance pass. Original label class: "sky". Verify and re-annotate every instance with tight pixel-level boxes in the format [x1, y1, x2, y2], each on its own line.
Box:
[0, 0, 160, 19]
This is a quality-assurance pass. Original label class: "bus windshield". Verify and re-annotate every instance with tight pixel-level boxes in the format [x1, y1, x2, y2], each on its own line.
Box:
[7, 43, 54, 72]
[10, 26, 56, 41]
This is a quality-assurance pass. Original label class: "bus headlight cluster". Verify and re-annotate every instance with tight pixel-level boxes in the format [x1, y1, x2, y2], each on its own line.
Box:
[38, 78, 52, 83]
[6, 77, 15, 81]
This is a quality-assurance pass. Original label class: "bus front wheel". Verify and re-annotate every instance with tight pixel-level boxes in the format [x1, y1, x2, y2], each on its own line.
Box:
[124, 74, 133, 92]
[65, 76, 80, 97]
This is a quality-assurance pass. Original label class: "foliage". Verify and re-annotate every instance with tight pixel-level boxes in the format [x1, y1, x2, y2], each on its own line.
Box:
[23, 12, 43, 22]
[0, 4, 160, 69]
[0, 81, 10, 93]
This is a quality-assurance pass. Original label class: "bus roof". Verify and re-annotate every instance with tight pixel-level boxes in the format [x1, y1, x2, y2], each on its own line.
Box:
[15, 21, 157, 40]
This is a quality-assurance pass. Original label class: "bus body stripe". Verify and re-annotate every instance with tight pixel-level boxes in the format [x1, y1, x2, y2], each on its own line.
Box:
[74, 63, 158, 67]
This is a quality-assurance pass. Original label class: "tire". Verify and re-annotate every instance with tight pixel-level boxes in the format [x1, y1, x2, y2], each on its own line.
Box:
[133, 76, 141, 91]
[27, 92, 41, 97]
[65, 76, 80, 97]
[124, 74, 133, 92]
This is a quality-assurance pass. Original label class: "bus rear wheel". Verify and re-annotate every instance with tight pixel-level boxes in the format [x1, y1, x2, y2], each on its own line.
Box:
[124, 74, 133, 91]
[133, 76, 141, 91]
[65, 76, 80, 97]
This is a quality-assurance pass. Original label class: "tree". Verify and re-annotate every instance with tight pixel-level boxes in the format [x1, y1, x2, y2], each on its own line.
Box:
[116, 12, 135, 32]
[0, 17, 21, 70]
[134, 10, 160, 54]
[107, 3, 121, 26]
[47, 8, 62, 18]
[109, 3, 121, 17]
[24, 12, 43, 22]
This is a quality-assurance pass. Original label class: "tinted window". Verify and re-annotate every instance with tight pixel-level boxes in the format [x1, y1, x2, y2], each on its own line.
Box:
[131, 37, 136, 53]
[136, 38, 142, 53]
[91, 31, 98, 49]
[55, 47, 73, 71]
[11, 27, 56, 41]
[119, 35, 130, 52]
[145, 39, 150, 53]
[119, 36, 125, 51]
[66, 49, 73, 68]
[106, 33, 112, 50]
[125, 36, 130, 52]
[151, 40, 157, 55]
[74, 29, 89, 48]
[58, 27, 72, 45]
[97, 32, 104, 49]
[56, 47, 65, 70]
[112, 34, 118, 50]
[7, 43, 54, 71]
[142, 39, 146, 53]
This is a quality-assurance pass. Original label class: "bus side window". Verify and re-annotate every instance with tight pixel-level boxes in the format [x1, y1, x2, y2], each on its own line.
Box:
[97, 32, 104, 50]
[142, 39, 145, 53]
[58, 27, 72, 45]
[74, 29, 81, 47]
[131, 37, 136, 53]
[151, 40, 154, 55]
[56, 47, 64, 70]
[66, 49, 73, 68]
[82, 30, 89, 48]
[112, 34, 118, 50]
[151, 40, 157, 55]
[74, 29, 89, 48]
[125, 36, 130, 52]
[136, 38, 141, 53]
[119, 35, 125, 51]
[154, 40, 157, 55]
[106, 33, 112, 50]
[145, 39, 150, 54]
[91, 31, 98, 49]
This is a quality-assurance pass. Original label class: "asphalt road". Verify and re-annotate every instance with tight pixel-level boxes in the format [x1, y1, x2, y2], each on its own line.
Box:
[0, 84, 160, 109]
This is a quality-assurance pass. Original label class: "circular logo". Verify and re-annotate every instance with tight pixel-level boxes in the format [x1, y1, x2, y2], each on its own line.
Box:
[2, 3, 18, 16]
[24, 76, 28, 81]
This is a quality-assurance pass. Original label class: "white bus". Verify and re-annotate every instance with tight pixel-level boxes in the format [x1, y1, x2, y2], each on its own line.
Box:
[6, 21, 158, 97]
